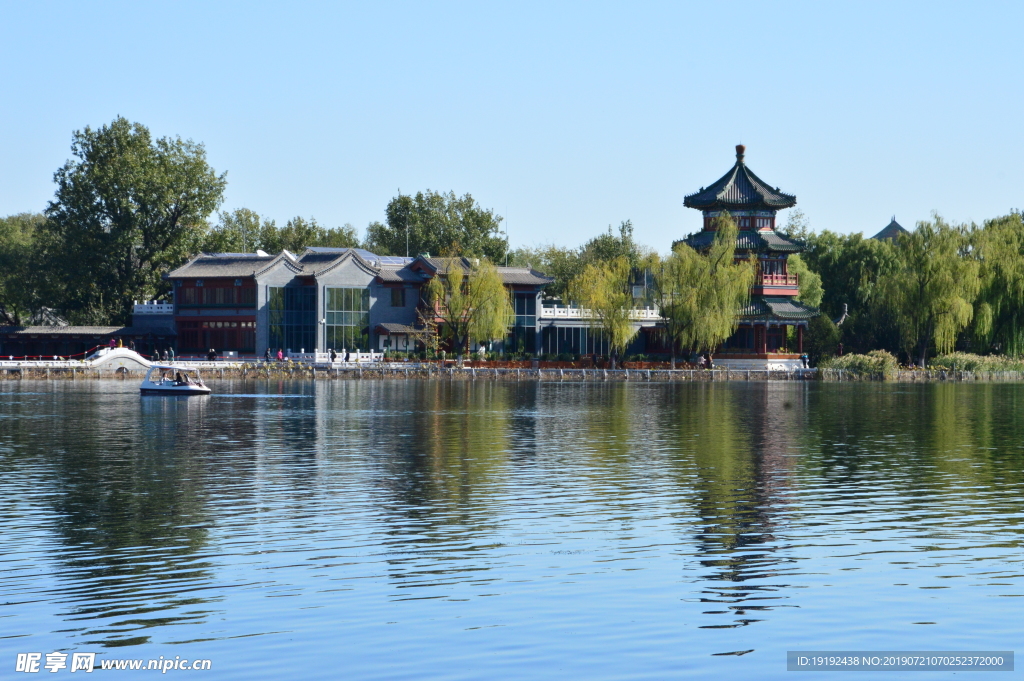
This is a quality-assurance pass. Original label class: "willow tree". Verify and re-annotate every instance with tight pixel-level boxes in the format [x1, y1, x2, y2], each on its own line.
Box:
[425, 258, 514, 363]
[970, 213, 1024, 355]
[654, 215, 754, 364]
[567, 255, 640, 366]
[878, 217, 980, 367]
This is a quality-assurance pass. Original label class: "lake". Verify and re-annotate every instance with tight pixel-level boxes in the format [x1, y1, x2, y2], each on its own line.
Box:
[1, 380, 1021, 679]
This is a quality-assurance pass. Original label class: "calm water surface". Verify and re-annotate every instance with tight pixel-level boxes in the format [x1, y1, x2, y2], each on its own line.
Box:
[1, 380, 1022, 679]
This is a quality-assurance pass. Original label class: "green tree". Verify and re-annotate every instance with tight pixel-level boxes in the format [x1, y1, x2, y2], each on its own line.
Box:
[205, 209, 361, 254]
[365, 190, 506, 261]
[203, 208, 274, 253]
[509, 220, 649, 301]
[567, 255, 640, 366]
[787, 254, 823, 307]
[579, 220, 648, 270]
[508, 244, 581, 300]
[800, 230, 901, 355]
[653, 214, 754, 363]
[42, 117, 227, 324]
[969, 212, 1024, 355]
[0, 213, 47, 325]
[425, 258, 514, 363]
[878, 217, 980, 367]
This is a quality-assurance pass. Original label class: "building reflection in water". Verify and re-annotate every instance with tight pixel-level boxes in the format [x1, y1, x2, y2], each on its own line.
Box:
[662, 382, 806, 630]
[39, 392, 220, 647]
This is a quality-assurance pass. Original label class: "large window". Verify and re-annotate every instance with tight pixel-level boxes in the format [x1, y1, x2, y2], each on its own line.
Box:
[326, 287, 370, 352]
[509, 294, 537, 353]
[269, 286, 317, 353]
[540, 326, 608, 356]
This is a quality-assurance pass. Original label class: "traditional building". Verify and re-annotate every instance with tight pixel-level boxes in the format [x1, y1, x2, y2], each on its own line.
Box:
[166, 248, 552, 357]
[871, 217, 908, 242]
[678, 145, 817, 367]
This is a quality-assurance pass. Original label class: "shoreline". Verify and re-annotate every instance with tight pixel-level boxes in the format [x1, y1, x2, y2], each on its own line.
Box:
[3, 364, 1024, 383]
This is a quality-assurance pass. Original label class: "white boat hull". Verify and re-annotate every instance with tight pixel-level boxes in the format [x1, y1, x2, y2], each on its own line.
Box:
[140, 364, 211, 395]
[140, 385, 211, 395]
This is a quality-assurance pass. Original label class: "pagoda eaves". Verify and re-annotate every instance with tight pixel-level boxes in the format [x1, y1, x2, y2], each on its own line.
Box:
[683, 145, 796, 212]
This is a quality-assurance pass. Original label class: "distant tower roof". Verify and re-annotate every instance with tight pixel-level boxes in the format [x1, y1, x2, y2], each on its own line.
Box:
[684, 145, 797, 212]
[871, 217, 908, 241]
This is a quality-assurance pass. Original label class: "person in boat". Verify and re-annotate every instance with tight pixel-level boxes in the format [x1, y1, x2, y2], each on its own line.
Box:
[175, 371, 184, 385]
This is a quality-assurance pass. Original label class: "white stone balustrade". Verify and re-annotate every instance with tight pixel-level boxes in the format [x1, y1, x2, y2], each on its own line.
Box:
[539, 306, 662, 321]
[133, 301, 174, 314]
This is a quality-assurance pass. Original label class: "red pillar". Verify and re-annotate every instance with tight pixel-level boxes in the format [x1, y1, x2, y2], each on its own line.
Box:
[797, 325, 804, 353]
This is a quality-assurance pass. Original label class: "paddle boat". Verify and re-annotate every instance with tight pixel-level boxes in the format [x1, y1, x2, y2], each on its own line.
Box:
[140, 364, 211, 395]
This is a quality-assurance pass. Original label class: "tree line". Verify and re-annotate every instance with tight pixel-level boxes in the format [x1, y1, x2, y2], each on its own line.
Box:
[3, 116, 1023, 368]
[0, 117, 507, 327]
[797, 211, 1024, 366]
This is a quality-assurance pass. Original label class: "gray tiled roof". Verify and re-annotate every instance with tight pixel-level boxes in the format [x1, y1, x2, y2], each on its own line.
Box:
[683, 146, 796, 211]
[377, 266, 426, 283]
[497, 267, 555, 286]
[738, 296, 818, 321]
[679, 229, 803, 254]
[168, 254, 278, 278]
[0, 325, 176, 336]
[420, 258, 553, 286]
[871, 218, 908, 242]
[376, 323, 422, 334]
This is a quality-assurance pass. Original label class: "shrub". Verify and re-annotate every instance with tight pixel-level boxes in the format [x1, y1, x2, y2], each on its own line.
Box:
[820, 350, 897, 379]
[930, 352, 1024, 372]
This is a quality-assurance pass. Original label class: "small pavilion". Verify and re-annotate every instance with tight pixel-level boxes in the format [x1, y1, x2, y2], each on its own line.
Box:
[677, 145, 817, 368]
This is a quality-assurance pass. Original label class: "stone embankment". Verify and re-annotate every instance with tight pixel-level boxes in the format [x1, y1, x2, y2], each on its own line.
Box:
[4, 361, 1024, 382]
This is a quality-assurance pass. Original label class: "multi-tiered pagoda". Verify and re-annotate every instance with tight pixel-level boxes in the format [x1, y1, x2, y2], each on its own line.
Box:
[678, 145, 817, 368]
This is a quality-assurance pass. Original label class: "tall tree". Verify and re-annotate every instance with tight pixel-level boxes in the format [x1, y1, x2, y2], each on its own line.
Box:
[509, 220, 649, 301]
[653, 215, 754, 363]
[878, 217, 980, 367]
[800, 230, 901, 355]
[567, 255, 641, 365]
[970, 212, 1024, 355]
[205, 209, 360, 254]
[365, 190, 507, 261]
[43, 117, 227, 324]
[425, 258, 514, 362]
[0, 213, 47, 325]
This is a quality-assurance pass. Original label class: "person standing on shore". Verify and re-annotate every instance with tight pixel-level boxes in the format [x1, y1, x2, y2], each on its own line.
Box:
[329, 348, 337, 363]
[169, 347, 175, 363]
[265, 347, 271, 363]
[277, 348, 284, 362]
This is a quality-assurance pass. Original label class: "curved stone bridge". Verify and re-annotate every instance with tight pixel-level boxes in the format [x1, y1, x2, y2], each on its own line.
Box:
[85, 348, 153, 371]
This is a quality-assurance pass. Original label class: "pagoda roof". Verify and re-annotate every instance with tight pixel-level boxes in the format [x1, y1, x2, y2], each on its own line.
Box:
[684, 145, 796, 212]
[871, 217, 909, 242]
[677, 229, 803, 254]
[740, 296, 819, 321]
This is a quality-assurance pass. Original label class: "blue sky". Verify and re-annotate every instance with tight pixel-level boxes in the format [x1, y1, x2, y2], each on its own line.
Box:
[2, 1, 1022, 252]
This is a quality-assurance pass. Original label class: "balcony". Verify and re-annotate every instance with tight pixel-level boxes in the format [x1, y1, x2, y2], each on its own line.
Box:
[756, 272, 799, 287]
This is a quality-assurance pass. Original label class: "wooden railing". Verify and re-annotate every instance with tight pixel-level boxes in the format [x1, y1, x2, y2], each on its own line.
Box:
[756, 272, 799, 286]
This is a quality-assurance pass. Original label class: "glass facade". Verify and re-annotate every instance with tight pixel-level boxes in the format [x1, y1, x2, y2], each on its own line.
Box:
[325, 287, 370, 352]
[540, 326, 609, 356]
[509, 294, 537, 353]
[269, 286, 317, 353]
